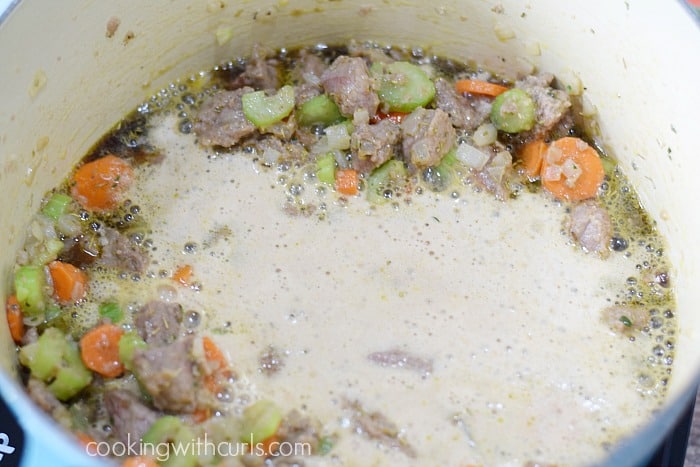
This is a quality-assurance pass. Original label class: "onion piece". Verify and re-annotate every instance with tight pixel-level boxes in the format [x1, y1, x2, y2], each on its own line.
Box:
[456, 143, 489, 170]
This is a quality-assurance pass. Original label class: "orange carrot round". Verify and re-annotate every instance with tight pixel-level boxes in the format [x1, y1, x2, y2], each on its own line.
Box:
[335, 168, 359, 196]
[518, 140, 547, 181]
[71, 154, 133, 212]
[48, 260, 88, 304]
[455, 79, 509, 97]
[540, 137, 605, 201]
[80, 323, 125, 378]
[6, 295, 24, 344]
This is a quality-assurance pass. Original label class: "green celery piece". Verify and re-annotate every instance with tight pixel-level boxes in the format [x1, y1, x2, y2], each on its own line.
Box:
[19, 328, 92, 400]
[374, 61, 436, 113]
[297, 94, 342, 127]
[315, 153, 336, 185]
[142, 416, 197, 467]
[118, 331, 147, 372]
[49, 341, 92, 401]
[490, 88, 536, 133]
[239, 399, 283, 444]
[42, 193, 73, 221]
[14, 265, 46, 318]
[242, 85, 295, 129]
[99, 301, 123, 323]
[366, 159, 408, 204]
[34, 238, 64, 266]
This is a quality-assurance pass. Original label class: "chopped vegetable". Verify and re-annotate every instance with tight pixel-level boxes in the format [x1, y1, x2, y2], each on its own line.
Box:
[242, 85, 295, 129]
[71, 154, 134, 212]
[6, 295, 24, 344]
[366, 159, 408, 204]
[99, 301, 123, 323]
[472, 122, 498, 147]
[297, 94, 343, 127]
[172, 265, 193, 287]
[42, 193, 73, 221]
[374, 61, 436, 113]
[540, 136, 605, 201]
[335, 168, 359, 196]
[142, 416, 197, 467]
[315, 153, 336, 185]
[370, 111, 409, 125]
[118, 331, 147, 372]
[490, 88, 536, 133]
[455, 79, 508, 97]
[14, 265, 47, 318]
[202, 336, 233, 394]
[79, 323, 125, 378]
[48, 260, 88, 304]
[240, 400, 283, 444]
[518, 139, 547, 181]
[620, 315, 633, 327]
[76, 432, 99, 456]
[19, 327, 92, 400]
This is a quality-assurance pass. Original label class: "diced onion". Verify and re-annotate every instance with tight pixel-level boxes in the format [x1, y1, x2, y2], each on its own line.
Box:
[493, 22, 515, 41]
[472, 123, 498, 147]
[455, 143, 489, 170]
[324, 124, 351, 150]
[542, 164, 562, 182]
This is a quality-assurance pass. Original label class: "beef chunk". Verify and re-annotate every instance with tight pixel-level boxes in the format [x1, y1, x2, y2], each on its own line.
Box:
[321, 56, 379, 117]
[568, 201, 612, 255]
[193, 87, 257, 148]
[131, 336, 198, 413]
[351, 118, 401, 173]
[401, 108, 456, 169]
[516, 73, 571, 138]
[367, 348, 433, 377]
[291, 49, 328, 87]
[434, 77, 490, 131]
[344, 399, 415, 457]
[227, 44, 281, 91]
[104, 389, 158, 444]
[26, 377, 70, 422]
[133, 301, 183, 346]
[98, 227, 149, 273]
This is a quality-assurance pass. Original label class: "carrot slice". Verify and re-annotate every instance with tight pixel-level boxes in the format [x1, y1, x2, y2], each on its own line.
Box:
[80, 323, 125, 378]
[455, 79, 509, 97]
[76, 432, 99, 456]
[335, 168, 359, 196]
[172, 264, 193, 287]
[121, 456, 158, 467]
[71, 154, 133, 212]
[202, 336, 233, 394]
[518, 140, 547, 181]
[48, 260, 88, 304]
[540, 137, 605, 201]
[6, 295, 24, 344]
[370, 111, 409, 125]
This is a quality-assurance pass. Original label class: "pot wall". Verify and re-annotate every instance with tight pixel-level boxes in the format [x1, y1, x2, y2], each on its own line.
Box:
[1, 0, 698, 465]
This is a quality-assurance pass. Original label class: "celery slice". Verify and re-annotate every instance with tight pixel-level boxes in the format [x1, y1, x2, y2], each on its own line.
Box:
[490, 88, 536, 133]
[14, 265, 46, 317]
[242, 85, 295, 128]
[366, 159, 408, 204]
[118, 331, 147, 372]
[297, 94, 342, 127]
[19, 328, 92, 400]
[315, 153, 337, 185]
[143, 416, 197, 467]
[374, 61, 436, 113]
[240, 399, 283, 444]
[42, 193, 73, 221]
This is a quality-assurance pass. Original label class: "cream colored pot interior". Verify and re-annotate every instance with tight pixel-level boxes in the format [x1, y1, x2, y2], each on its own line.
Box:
[1, 0, 699, 460]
